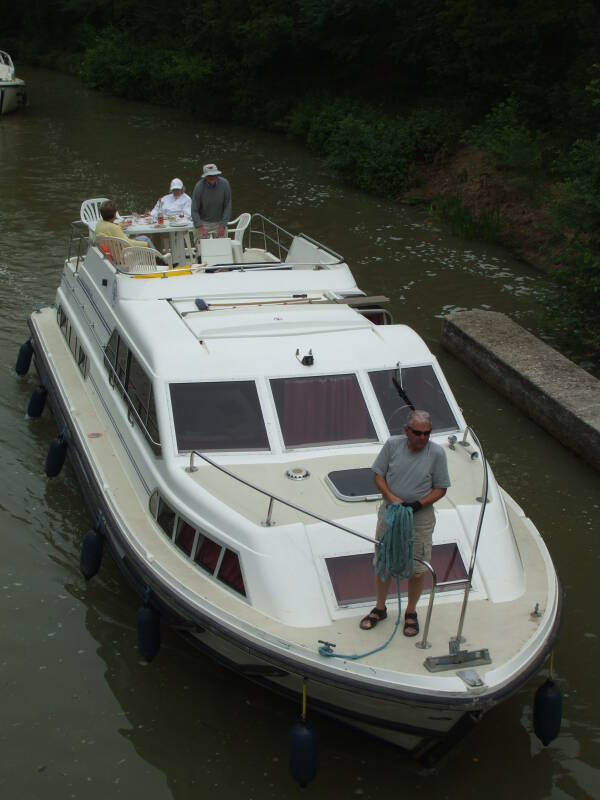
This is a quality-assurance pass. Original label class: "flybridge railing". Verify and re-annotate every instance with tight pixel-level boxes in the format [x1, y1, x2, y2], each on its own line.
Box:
[67, 221, 90, 271]
[249, 213, 345, 268]
[185, 449, 479, 650]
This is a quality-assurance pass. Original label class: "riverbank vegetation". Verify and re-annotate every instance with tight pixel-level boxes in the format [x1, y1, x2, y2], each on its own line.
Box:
[6, 1, 600, 369]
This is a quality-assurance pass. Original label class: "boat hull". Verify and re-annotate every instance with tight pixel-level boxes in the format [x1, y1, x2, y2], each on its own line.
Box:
[0, 80, 27, 114]
[26, 311, 563, 762]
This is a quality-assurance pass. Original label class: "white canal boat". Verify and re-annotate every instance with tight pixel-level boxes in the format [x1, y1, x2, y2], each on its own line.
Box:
[19, 212, 562, 762]
[0, 51, 26, 115]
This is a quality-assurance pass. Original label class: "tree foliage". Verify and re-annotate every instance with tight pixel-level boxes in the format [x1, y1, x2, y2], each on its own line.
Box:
[5, 0, 600, 363]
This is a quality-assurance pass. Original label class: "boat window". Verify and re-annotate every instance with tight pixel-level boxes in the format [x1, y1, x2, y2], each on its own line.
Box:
[115, 336, 129, 389]
[194, 535, 223, 574]
[77, 344, 88, 378]
[104, 331, 161, 455]
[270, 374, 377, 448]
[368, 366, 458, 435]
[175, 518, 196, 556]
[157, 498, 176, 538]
[105, 329, 118, 372]
[57, 305, 68, 334]
[217, 549, 246, 596]
[170, 381, 269, 452]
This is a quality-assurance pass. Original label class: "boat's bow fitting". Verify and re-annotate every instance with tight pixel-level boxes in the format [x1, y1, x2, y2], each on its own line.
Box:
[423, 641, 492, 673]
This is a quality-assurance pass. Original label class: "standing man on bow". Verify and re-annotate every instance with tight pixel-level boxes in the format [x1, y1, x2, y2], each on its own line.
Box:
[191, 163, 232, 238]
[360, 410, 451, 637]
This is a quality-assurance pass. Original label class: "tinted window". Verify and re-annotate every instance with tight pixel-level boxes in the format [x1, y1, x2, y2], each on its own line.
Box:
[271, 374, 377, 448]
[175, 519, 196, 556]
[217, 549, 246, 596]
[105, 329, 118, 371]
[115, 337, 129, 389]
[369, 366, 458, 435]
[128, 355, 151, 419]
[157, 498, 176, 537]
[170, 381, 269, 451]
[194, 535, 222, 574]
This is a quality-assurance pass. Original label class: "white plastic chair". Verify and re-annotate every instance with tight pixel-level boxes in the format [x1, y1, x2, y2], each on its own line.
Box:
[96, 235, 131, 266]
[80, 198, 110, 238]
[227, 213, 251, 244]
[123, 246, 172, 273]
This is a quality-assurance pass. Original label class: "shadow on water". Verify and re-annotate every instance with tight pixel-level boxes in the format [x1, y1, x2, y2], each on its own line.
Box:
[1, 67, 599, 799]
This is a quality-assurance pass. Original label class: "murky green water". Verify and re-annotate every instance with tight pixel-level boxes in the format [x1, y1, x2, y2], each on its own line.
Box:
[1, 68, 598, 799]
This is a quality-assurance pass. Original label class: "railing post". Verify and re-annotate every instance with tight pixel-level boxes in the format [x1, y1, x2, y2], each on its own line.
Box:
[262, 496, 275, 527]
[415, 559, 437, 650]
[453, 427, 489, 643]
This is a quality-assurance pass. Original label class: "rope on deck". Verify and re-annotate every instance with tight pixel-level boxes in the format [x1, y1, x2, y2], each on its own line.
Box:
[318, 504, 414, 660]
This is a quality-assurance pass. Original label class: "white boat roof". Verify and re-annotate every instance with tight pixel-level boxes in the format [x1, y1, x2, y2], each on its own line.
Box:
[117, 297, 432, 379]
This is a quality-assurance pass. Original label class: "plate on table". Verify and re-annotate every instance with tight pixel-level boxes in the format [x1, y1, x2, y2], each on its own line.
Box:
[169, 219, 189, 227]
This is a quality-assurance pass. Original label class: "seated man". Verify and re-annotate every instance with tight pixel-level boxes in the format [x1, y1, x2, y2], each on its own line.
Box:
[150, 178, 191, 219]
[96, 200, 151, 247]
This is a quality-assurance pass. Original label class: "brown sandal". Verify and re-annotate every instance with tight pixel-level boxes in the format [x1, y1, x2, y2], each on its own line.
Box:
[359, 606, 387, 630]
[403, 612, 419, 637]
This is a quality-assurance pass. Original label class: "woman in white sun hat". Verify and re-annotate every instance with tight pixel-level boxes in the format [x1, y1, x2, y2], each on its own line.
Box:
[150, 177, 192, 219]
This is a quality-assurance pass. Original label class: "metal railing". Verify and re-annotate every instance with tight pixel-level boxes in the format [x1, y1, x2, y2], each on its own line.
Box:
[249, 213, 345, 267]
[187, 449, 441, 648]
[452, 426, 489, 643]
[67, 220, 90, 271]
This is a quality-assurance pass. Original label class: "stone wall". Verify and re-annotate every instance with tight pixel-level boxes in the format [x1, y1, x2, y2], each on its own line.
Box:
[441, 310, 600, 471]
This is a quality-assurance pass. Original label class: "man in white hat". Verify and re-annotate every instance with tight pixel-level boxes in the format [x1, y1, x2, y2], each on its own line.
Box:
[150, 178, 192, 219]
[191, 163, 232, 238]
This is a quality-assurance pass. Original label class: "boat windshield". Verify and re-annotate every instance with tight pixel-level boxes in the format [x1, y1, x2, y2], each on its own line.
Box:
[369, 366, 458, 435]
[271, 374, 377, 448]
[170, 380, 270, 451]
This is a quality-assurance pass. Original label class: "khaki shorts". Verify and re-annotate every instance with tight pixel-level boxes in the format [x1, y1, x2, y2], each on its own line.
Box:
[375, 502, 435, 575]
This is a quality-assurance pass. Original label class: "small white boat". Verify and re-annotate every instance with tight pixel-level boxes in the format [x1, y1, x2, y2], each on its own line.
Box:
[19, 212, 562, 761]
[0, 51, 26, 115]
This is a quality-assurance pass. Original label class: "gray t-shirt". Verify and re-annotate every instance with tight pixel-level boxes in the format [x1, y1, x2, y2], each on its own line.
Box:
[372, 436, 450, 503]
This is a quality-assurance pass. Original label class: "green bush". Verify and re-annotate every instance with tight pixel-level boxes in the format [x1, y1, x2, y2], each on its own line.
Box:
[553, 134, 600, 242]
[429, 196, 503, 241]
[286, 100, 459, 195]
[465, 95, 545, 172]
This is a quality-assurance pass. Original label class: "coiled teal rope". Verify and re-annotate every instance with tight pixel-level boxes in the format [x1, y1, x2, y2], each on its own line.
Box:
[318, 504, 414, 660]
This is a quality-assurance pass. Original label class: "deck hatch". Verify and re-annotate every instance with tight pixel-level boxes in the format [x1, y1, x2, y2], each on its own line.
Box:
[325, 543, 467, 605]
[325, 467, 381, 502]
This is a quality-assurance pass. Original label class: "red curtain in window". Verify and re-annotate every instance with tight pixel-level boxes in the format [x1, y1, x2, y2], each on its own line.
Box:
[281, 375, 370, 446]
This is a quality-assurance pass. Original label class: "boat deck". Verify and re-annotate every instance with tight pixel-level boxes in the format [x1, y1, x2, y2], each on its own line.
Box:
[31, 305, 557, 700]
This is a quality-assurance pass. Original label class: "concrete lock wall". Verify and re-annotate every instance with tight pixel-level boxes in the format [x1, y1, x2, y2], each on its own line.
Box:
[441, 310, 600, 471]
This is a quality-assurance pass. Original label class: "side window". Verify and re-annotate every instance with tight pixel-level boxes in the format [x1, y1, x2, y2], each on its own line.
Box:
[115, 337, 129, 391]
[77, 343, 88, 378]
[104, 331, 161, 454]
[217, 549, 246, 596]
[156, 498, 176, 538]
[104, 329, 118, 375]
[57, 305, 68, 335]
[175, 518, 196, 556]
[128, 354, 151, 419]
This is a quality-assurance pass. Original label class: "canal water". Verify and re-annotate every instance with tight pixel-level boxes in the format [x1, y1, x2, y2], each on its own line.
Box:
[1, 68, 598, 799]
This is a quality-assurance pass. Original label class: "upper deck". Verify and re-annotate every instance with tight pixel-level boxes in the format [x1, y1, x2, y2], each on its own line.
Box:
[73, 213, 366, 303]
